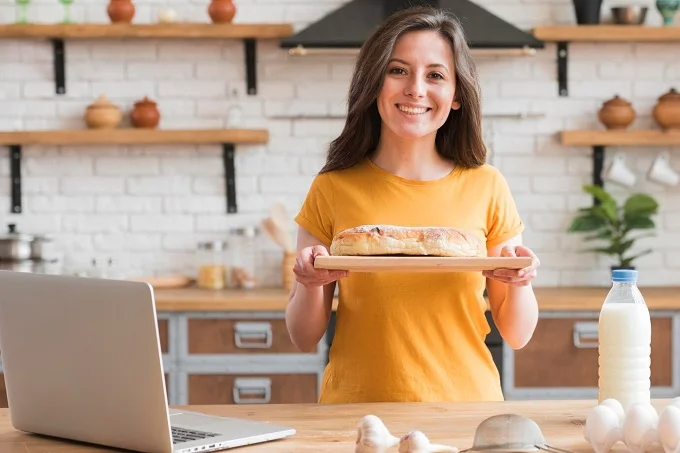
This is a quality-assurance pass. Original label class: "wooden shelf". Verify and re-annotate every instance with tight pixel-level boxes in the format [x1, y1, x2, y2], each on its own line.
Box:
[0, 128, 268, 145]
[0, 23, 294, 96]
[0, 23, 294, 39]
[0, 128, 268, 215]
[561, 129, 680, 146]
[532, 26, 680, 97]
[534, 25, 680, 42]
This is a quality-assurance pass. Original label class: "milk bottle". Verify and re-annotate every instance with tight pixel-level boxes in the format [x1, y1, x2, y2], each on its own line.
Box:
[598, 269, 651, 411]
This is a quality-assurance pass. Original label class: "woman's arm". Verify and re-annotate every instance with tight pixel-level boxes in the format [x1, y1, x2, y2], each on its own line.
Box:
[483, 233, 540, 350]
[285, 227, 346, 353]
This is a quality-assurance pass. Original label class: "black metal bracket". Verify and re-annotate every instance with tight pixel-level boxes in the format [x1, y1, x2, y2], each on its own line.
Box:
[557, 41, 568, 97]
[592, 145, 605, 206]
[243, 38, 257, 95]
[9, 145, 22, 214]
[222, 143, 237, 213]
[52, 39, 66, 95]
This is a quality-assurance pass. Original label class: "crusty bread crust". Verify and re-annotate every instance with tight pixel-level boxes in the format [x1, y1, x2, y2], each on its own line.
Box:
[329, 225, 485, 257]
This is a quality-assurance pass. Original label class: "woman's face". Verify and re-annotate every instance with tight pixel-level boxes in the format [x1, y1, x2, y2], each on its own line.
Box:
[377, 30, 460, 141]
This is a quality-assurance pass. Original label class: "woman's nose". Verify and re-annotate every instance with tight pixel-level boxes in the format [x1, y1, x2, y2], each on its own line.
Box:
[404, 76, 426, 98]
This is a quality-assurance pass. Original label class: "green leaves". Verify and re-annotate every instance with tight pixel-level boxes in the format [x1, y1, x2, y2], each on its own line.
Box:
[566, 185, 659, 267]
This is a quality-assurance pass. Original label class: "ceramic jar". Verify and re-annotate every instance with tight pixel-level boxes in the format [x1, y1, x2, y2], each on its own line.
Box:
[84, 95, 123, 129]
[208, 0, 236, 23]
[656, 0, 679, 25]
[130, 97, 160, 129]
[653, 88, 680, 130]
[107, 0, 135, 23]
[598, 95, 636, 130]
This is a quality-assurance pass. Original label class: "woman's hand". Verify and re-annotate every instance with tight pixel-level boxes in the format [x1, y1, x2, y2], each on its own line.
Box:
[293, 245, 349, 289]
[482, 245, 540, 287]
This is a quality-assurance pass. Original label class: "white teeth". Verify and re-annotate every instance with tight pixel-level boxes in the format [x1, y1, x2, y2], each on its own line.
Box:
[397, 105, 428, 115]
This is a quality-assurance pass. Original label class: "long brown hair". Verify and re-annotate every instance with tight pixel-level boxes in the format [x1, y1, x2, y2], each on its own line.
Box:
[319, 5, 486, 174]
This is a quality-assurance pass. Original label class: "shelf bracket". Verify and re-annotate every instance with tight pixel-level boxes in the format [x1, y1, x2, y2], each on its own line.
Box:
[9, 145, 22, 214]
[592, 145, 605, 206]
[557, 41, 568, 97]
[52, 38, 66, 95]
[222, 143, 237, 213]
[243, 38, 257, 95]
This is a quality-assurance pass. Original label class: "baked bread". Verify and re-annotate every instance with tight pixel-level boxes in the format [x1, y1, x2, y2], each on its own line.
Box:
[329, 225, 485, 257]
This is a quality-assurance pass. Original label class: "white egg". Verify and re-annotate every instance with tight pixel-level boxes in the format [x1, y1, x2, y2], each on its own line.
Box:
[584, 405, 621, 453]
[601, 399, 626, 428]
[624, 402, 659, 453]
[670, 397, 680, 410]
[658, 405, 680, 453]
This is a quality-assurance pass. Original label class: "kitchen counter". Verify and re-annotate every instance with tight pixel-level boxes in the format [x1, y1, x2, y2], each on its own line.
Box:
[153, 286, 680, 311]
[0, 399, 671, 452]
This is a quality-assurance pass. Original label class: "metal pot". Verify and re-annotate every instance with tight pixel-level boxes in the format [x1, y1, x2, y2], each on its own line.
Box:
[31, 234, 58, 261]
[0, 259, 37, 273]
[0, 224, 34, 261]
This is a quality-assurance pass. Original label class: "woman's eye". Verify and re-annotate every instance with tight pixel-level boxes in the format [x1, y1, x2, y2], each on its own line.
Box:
[388, 67, 406, 75]
[429, 72, 444, 80]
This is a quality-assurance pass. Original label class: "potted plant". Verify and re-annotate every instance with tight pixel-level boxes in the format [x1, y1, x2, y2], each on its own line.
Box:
[567, 185, 659, 271]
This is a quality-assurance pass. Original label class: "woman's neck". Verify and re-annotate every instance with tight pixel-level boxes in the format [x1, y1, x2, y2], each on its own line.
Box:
[371, 131, 454, 181]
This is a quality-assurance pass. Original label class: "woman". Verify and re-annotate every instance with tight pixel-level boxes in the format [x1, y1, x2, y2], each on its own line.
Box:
[285, 5, 540, 404]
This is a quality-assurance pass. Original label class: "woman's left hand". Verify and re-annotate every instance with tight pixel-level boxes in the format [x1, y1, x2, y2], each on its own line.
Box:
[482, 245, 540, 287]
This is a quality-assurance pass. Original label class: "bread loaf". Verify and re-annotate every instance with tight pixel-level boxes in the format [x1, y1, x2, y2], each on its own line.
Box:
[329, 225, 485, 257]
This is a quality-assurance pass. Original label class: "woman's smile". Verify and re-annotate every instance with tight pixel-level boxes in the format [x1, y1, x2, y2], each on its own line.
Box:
[396, 104, 431, 115]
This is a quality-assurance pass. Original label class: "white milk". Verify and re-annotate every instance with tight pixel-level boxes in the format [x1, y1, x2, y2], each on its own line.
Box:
[598, 300, 651, 411]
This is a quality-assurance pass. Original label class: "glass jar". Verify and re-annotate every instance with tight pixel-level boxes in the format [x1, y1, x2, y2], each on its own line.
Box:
[228, 227, 259, 289]
[196, 240, 228, 290]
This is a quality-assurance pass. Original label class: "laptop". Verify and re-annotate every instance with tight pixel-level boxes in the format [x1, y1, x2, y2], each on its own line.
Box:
[0, 270, 296, 453]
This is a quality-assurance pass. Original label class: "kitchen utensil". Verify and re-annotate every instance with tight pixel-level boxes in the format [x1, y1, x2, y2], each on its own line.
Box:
[84, 95, 123, 129]
[611, 6, 648, 24]
[653, 88, 680, 130]
[460, 414, 572, 453]
[31, 234, 59, 261]
[0, 223, 34, 261]
[269, 202, 288, 232]
[261, 217, 293, 252]
[131, 96, 160, 129]
[598, 95, 635, 130]
[313, 256, 531, 273]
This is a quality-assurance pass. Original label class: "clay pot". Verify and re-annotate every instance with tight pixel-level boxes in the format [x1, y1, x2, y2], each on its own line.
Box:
[653, 88, 680, 130]
[130, 97, 160, 129]
[598, 95, 636, 130]
[208, 0, 236, 23]
[107, 0, 135, 23]
[84, 95, 123, 129]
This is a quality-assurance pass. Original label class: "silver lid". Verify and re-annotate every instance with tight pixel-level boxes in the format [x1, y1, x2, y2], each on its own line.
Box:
[0, 223, 34, 242]
[198, 240, 227, 251]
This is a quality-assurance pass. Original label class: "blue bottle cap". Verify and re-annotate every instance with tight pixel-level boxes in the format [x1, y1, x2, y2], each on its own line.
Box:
[612, 269, 638, 282]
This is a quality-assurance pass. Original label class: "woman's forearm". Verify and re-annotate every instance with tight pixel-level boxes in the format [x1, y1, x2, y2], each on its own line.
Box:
[285, 283, 333, 353]
[495, 284, 538, 350]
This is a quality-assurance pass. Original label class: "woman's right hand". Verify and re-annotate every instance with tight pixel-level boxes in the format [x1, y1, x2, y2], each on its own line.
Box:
[293, 245, 349, 289]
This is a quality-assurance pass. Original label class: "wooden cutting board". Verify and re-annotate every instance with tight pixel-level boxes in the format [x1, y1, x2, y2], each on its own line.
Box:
[314, 256, 531, 272]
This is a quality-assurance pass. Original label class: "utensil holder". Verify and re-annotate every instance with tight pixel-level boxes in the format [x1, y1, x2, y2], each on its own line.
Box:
[282, 251, 296, 291]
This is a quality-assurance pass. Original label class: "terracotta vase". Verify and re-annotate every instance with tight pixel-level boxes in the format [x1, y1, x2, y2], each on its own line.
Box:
[84, 95, 122, 129]
[653, 88, 680, 130]
[208, 0, 236, 23]
[598, 95, 635, 130]
[130, 97, 160, 129]
[107, 0, 135, 23]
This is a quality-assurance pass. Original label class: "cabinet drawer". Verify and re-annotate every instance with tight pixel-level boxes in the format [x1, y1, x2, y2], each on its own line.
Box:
[187, 318, 314, 354]
[187, 373, 318, 404]
[513, 316, 672, 388]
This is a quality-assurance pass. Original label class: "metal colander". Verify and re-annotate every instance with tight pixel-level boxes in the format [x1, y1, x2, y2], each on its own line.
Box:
[460, 414, 573, 453]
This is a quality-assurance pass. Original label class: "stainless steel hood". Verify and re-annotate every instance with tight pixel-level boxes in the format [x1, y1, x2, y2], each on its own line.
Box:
[280, 0, 544, 54]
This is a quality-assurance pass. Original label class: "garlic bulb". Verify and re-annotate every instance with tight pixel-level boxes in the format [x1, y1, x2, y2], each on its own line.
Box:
[397, 430, 458, 453]
[584, 404, 621, 453]
[356, 415, 400, 453]
[658, 404, 680, 453]
[623, 402, 659, 453]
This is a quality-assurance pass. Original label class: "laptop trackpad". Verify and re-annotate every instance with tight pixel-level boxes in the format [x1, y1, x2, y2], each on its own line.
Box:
[171, 413, 222, 429]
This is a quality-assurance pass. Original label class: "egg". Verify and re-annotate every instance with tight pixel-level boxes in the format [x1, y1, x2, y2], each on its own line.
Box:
[584, 404, 621, 453]
[601, 399, 626, 428]
[670, 397, 680, 410]
[658, 404, 680, 453]
[623, 402, 659, 453]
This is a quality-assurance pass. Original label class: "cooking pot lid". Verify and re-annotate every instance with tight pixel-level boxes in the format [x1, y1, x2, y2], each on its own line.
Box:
[0, 223, 35, 241]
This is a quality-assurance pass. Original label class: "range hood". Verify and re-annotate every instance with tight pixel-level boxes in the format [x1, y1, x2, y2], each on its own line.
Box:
[280, 0, 544, 55]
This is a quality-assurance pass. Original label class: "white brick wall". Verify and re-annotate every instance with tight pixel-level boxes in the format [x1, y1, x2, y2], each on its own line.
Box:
[0, 0, 679, 287]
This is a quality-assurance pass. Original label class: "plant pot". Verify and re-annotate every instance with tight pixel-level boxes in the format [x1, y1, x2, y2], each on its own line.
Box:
[652, 88, 680, 130]
[107, 0, 135, 23]
[130, 96, 160, 129]
[656, 0, 679, 25]
[598, 95, 635, 130]
[208, 0, 236, 23]
[573, 0, 603, 24]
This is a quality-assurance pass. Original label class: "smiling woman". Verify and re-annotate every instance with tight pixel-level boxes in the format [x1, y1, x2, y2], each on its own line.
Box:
[285, 5, 540, 405]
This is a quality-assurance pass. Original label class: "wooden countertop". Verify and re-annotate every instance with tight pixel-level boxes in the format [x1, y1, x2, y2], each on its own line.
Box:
[0, 399, 672, 452]
[152, 286, 680, 312]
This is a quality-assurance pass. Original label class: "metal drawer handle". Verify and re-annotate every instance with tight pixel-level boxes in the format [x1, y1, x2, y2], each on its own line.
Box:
[573, 321, 599, 348]
[234, 322, 272, 349]
[233, 378, 272, 404]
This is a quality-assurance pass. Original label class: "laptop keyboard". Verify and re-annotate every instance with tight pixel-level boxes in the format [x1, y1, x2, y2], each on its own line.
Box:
[171, 426, 221, 444]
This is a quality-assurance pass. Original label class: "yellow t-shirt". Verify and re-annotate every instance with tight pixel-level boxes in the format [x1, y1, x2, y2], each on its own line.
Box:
[294, 158, 524, 403]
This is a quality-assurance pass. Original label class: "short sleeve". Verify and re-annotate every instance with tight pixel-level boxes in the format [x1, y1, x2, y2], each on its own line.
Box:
[294, 172, 335, 247]
[486, 169, 524, 247]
